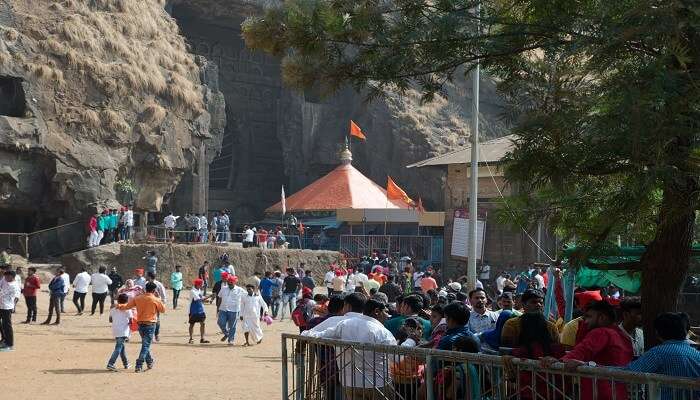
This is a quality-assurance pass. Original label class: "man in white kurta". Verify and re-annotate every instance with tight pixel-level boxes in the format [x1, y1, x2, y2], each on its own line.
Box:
[240, 284, 268, 345]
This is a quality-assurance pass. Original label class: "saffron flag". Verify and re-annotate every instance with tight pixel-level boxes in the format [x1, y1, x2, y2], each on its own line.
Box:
[386, 176, 414, 206]
[350, 120, 366, 140]
[281, 185, 286, 215]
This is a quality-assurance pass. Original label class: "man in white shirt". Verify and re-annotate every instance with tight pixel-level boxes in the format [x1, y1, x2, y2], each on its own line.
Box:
[533, 268, 546, 290]
[121, 206, 134, 243]
[412, 269, 425, 291]
[72, 267, 91, 315]
[243, 225, 255, 248]
[479, 261, 491, 289]
[323, 265, 336, 296]
[90, 266, 112, 316]
[619, 297, 644, 356]
[0, 269, 21, 351]
[303, 295, 395, 398]
[198, 214, 208, 243]
[60, 270, 70, 313]
[163, 212, 178, 241]
[217, 275, 246, 345]
[495, 272, 506, 295]
[467, 288, 498, 334]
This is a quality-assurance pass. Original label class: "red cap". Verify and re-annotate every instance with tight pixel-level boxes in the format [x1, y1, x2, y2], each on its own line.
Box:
[221, 272, 229, 279]
[193, 278, 204, 287]
[335, 269, 343, 276]
[227, 275, 238, 284]
[576, 290, 603, 310]
[302, 287, 313, 296]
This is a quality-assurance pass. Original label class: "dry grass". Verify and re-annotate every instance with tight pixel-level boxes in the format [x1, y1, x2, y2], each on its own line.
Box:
[141, 102, 167, 127]
[25, 63, 65, 84]
[81, 109, 101, 128]
[101, 109, 130, 133]
[11, 0, 206, 141]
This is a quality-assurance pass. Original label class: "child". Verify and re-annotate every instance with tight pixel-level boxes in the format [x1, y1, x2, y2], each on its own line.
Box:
[189, 278, 211, 344]
[107, 293, 133, 371]
[240, 284, 268, 346]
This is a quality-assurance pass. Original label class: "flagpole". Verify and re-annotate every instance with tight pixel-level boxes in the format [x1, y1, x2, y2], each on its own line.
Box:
[384, 193, 388, 235]
[467, 1, 480, 291]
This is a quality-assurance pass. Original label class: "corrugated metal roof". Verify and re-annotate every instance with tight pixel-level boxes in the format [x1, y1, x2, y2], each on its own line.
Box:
[406, 134, 515, 168]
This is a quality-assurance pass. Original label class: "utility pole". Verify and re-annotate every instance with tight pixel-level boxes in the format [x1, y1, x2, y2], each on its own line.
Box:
[467, 1, 481, 291]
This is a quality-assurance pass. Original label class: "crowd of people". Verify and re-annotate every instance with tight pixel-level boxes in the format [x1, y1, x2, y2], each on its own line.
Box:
[1, 254, 698, 396]
[288, 261, 700, 400]
[87, 206, 134, 247]
[158, 210, 298, 249]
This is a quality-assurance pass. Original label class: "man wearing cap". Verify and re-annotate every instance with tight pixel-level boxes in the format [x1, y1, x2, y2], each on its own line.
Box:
[217, 275, 246, 345]
[500, 288, 559, 348]
[241, 284, 269, 346]
[188, 278, 211, 344]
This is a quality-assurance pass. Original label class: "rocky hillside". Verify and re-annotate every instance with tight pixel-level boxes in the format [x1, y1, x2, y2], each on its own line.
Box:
[0, 0, 224, 226]
[169, 0, 509, 220]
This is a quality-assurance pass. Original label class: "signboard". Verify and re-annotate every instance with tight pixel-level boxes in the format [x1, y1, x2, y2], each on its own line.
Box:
[451, 209, 486, 259]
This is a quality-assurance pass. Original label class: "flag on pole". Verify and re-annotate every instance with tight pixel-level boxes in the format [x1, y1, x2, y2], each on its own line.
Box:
[281, 185, 286, 215]
[350, 120, 367, 140]
[386, 176, 414, 207]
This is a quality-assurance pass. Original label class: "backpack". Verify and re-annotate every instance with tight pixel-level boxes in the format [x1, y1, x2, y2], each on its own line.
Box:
[291, 298, 312, 328]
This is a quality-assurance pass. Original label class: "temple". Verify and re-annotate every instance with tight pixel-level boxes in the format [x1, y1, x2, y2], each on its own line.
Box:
[265, 142, 406, 215]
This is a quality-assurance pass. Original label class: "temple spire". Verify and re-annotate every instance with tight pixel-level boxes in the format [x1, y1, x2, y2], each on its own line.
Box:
[339, 136, 353, 165]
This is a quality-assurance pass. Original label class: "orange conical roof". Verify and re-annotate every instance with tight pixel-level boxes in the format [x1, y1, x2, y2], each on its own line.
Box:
[266, 163, 406, 213]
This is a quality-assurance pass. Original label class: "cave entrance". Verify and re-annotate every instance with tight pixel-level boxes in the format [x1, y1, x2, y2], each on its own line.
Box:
[0, 76, 27, 117]
[0, 209, 36, 233]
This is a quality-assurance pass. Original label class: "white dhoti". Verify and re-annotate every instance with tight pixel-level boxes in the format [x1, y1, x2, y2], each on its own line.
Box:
[240, 294, 268, 343]
[241, 316, 264, 342]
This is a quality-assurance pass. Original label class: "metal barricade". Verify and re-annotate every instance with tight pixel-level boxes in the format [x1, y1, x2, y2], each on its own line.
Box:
[339, 235, 434, 262]
[282, 334, 700, 400]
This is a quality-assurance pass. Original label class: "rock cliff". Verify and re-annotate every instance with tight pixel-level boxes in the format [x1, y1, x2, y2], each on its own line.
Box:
[169, 0, 509, 221]
[0, 0, 224, 228]
[0, 0, 509, 232]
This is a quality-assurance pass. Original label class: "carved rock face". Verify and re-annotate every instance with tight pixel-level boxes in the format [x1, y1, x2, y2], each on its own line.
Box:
[0, 0, 223, 225]
[169, 0, 509, 221]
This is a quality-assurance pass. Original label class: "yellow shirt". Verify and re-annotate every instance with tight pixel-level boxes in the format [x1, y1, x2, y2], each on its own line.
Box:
[560, 316, 582, 347]
[500, 315, 560, 348]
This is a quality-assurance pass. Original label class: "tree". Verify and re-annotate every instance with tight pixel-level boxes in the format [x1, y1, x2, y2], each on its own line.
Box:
[243, 0, 700, 346]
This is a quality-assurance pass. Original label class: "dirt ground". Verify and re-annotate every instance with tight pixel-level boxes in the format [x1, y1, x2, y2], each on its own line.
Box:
[2, 290, 295, 399]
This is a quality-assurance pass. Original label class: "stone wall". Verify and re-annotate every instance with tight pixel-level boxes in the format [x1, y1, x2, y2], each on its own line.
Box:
[61, 243, 342, 288]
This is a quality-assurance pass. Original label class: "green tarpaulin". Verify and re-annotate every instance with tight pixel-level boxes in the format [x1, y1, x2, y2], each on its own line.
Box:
[575, 267, 641, 293]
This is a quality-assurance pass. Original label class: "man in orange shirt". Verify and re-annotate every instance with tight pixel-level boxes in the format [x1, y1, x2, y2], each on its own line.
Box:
[371, 266, 387, 286]
[116, 281, 165, 372]
[420, 271, 438, 294]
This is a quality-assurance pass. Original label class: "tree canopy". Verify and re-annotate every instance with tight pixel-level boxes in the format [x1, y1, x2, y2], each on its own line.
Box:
[243, 0, 700, 344]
